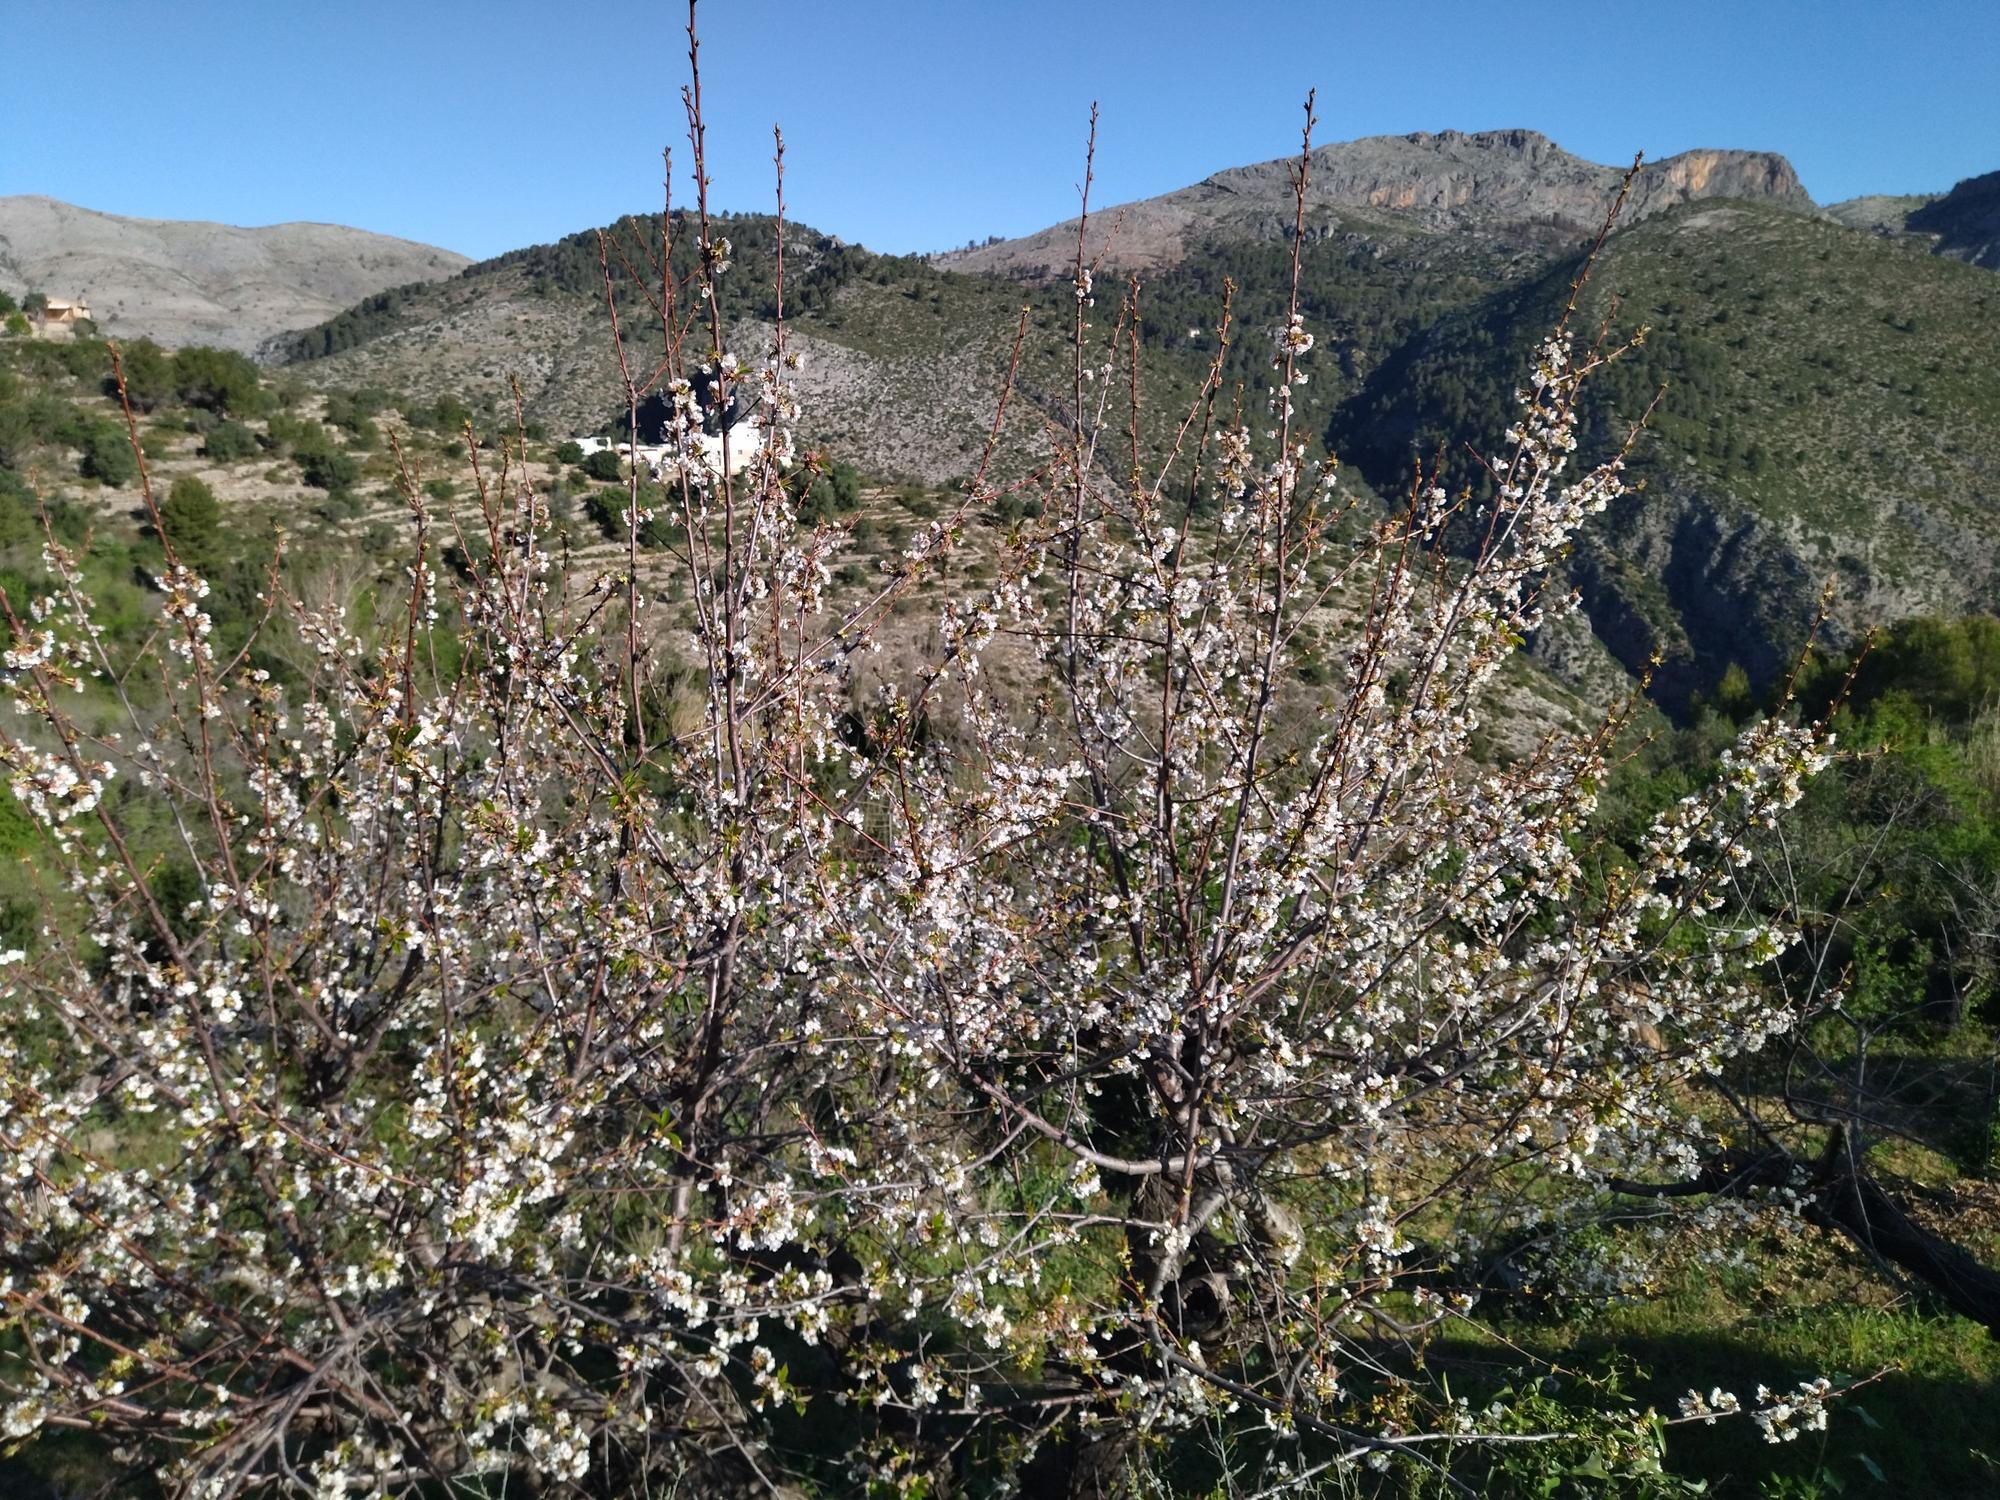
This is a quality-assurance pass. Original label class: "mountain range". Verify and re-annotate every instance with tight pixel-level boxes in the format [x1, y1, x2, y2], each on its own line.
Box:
[13, 129, 1998, 711]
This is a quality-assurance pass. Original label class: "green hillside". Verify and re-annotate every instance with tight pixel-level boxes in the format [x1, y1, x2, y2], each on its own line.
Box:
[274, 211, 1076, 485]
[1329, 201, 2000, 703]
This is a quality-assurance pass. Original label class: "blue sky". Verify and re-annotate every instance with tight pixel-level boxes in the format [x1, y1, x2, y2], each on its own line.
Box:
[6, 1, 1995, 260]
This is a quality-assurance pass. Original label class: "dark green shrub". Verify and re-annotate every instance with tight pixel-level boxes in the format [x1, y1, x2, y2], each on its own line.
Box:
[266, 415, 360, 490]
[81, 420, 137, 486]
[263, 413, 316, 454]
[54, 339, 109, 384]
[798, 461, 864, 523]
[109, 340, 176, 412]
[585, 488, 627, 537]
[0, 401, 32, 470]
[986, 494, 1044, 525]
[202, 421, 259, 461]
[159, 476, 221, 562]
[299, 446, 361, 493]
[0, 469, 38, 547]
[27, 392, 90, 450]
[407, 394, 473, 433]
[323, 388, 389, 432]
[173, 346, 266, 417]
[313, 490, 364, 522]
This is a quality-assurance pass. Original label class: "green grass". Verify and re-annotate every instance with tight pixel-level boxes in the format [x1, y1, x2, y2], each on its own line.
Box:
[1438, 1224, 2000, 1496]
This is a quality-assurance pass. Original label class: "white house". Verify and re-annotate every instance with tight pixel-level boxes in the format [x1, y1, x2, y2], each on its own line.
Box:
[566, 420, 766, 484]
[691, 420, 764, 480]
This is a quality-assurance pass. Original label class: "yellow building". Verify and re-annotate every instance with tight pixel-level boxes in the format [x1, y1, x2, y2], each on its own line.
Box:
[35, 296, 93, 338]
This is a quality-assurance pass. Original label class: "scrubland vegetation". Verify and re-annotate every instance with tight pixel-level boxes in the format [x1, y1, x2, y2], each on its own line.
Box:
[4, 18, 2000, 1500]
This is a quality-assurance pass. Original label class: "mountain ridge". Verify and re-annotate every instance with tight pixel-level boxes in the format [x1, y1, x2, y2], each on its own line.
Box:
[937, 129, 1813, 278]
[1908, 170, 2000, 269]
[0, 195, 469, 353]
[1824, 172, 2000, 270]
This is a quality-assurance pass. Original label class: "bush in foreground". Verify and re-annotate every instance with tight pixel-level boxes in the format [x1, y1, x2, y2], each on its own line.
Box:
[0, 22, 1855, 1500]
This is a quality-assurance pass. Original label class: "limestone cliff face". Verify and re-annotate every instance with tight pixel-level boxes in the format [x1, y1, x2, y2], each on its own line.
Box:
[1569, 471, 2000, 708]
[1631, 148, 1810, 217]
[941, 130, 1812, 278]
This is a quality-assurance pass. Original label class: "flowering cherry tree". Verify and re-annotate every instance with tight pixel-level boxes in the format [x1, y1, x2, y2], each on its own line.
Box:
[0, 18, 1846, 1500]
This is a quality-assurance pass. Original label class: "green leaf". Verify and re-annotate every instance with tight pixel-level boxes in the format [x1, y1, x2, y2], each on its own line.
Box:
[1570, 1452, 1610, 1479]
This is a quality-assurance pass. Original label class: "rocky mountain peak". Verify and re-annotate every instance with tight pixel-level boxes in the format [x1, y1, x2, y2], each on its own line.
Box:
[940, 131, 1812, 279]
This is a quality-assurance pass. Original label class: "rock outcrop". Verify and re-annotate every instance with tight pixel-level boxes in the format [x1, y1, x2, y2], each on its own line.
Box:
[1823, 192, 1938, 236]
[1823, 173, 2000, 271]
[1908, 170, 2000, 269]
